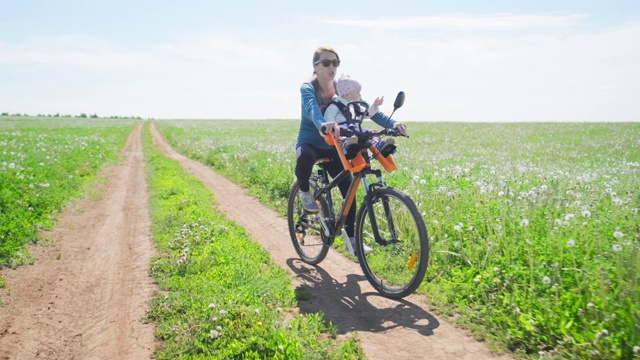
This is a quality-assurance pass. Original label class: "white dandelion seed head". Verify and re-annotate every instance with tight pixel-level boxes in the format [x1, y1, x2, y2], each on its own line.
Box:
[587, 302, 595, 308]
[454, 225, 462, 231]
[566, 239, 576, 247]
[613, 231, 624, 239]
[420, 179, 426, 184]
[633, 345, 640, 354]
[612, 244, 623, 252]
[542, 276, 551, 285]
[520, 219, 529, 227]
[582, 210, 592, 218]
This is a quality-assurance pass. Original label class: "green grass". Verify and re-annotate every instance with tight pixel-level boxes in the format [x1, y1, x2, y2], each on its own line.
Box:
[156, 119, 640, 359]
[143, 123, 364, 359]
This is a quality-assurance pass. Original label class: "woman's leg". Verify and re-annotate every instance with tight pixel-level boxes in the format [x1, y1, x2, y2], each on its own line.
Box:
[323, 149, 356, 237]
[295, 144, 319, 192]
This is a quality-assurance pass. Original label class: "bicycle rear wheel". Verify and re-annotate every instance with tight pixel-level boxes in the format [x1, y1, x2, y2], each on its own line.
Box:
[287, 180, 330, 264]
[355, 187, 429, 299]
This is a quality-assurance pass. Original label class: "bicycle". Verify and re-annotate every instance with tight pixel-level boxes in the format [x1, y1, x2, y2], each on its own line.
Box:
[287, 92, 429, 299]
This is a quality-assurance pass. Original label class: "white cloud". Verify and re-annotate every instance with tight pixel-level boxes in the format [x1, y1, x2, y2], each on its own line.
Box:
[321, 13, 586, 31]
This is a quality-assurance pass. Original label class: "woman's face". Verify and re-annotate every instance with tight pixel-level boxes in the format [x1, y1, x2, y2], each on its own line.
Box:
[314, 51, 340, 82]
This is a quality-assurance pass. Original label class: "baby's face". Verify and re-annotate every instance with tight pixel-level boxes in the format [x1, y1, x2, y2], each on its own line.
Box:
[343, 87, 361, 102]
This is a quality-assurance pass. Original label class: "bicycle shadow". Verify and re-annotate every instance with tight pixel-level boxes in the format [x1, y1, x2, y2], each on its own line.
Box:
[285, 258, 439, 336]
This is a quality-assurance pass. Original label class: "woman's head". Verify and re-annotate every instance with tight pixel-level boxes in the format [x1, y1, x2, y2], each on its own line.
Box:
[311, 45, 340, 85]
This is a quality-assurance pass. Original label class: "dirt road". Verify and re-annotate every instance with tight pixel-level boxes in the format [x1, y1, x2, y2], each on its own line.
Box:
[0, 124, 510, 359]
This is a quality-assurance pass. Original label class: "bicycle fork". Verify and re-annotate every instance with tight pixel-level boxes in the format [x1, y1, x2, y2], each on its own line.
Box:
[361, 172, 397, 246]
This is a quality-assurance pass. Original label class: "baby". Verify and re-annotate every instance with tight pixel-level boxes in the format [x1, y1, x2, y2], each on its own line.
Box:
[324, 74, 395, 159]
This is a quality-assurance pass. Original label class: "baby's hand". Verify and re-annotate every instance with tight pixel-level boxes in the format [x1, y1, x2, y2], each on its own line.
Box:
[373, 96, 384, 107]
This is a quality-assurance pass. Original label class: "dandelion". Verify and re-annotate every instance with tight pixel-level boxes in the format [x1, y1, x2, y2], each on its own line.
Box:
[520, 219, 529, 227]
[208, 303, 217, 308]
[209, 330, 220, 339]
[633, 208, 638, 215]
[474, 275, 482, 283]
[582, 210, 591, 218]
[420, 179, 426, 185]
[542, 276, 551, 285]
[613, 231, 624, 239]
[278, 345, 284, 352]
[633, 346, 639, 354]
[587, 302, 595, 309]
[453, 224, 462, 231]
[498, 191, 505, 197]
[612, 244, 623, 252]
[564, 213, 575, 221]
[566, 239, 576, 247]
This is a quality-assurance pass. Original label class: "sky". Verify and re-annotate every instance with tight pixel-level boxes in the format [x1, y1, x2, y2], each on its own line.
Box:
[1, 1, 639, 122]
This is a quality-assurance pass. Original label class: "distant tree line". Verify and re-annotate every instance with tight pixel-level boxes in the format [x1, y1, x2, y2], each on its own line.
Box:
[1, 112, 145, 120]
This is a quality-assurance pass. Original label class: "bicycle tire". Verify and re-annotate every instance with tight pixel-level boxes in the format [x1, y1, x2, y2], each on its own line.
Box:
[287, 180, 330, 264]
[355, 187, 429, 299]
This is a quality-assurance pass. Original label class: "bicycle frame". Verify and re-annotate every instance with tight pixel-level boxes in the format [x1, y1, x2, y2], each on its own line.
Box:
[313, 132, 396, 245]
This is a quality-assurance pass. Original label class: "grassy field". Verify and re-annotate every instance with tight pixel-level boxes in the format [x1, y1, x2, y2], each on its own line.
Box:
[156, 119, 640, 359]
[1, 117, 638, 358]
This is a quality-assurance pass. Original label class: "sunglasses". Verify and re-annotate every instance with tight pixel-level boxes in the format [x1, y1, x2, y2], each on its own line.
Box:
[314, 59, 340, 67]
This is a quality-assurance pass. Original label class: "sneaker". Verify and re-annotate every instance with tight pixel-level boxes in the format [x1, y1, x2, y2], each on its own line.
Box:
[342, 229, 373, 256]
[345, 135, 358, 147]
[376, 138, 396, 157]
[299, 191, 320, 213]
[343, 136, 359, 159]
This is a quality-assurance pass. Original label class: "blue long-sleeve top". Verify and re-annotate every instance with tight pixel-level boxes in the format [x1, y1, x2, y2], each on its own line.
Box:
[296, 81, 398, 150]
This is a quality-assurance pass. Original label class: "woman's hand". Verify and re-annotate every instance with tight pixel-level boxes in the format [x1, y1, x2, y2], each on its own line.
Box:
[394, 122, 408, 136]
[321, 121, 340, 137]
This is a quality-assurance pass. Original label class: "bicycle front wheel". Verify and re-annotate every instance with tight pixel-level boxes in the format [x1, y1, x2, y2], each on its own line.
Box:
[287, 180, 330, 265]
[355, 187, 429, 299]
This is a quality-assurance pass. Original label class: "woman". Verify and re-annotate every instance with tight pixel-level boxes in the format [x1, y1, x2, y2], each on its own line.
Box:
[295, 45, 407, 256]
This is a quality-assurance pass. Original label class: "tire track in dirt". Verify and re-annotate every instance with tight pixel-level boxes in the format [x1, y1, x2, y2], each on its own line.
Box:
[0, 124, 157, 360]
[150, 123, 512, 360]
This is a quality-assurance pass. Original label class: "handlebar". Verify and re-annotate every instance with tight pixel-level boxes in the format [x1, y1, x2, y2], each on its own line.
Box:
[321, 125, 408, 139]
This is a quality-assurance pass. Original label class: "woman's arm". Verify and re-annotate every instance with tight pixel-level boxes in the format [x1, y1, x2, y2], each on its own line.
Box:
[300, 83, 326, 130]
